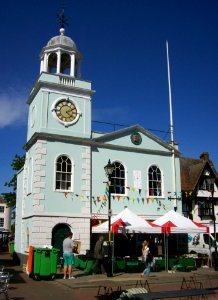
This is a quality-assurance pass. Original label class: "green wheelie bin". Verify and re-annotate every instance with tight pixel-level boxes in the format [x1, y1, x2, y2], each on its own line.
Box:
[9, 241, 14, 257]
[33, 247, 59, 280]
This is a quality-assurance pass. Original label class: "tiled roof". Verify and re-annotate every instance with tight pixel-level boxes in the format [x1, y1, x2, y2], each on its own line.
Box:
[180, 153, 218, 191]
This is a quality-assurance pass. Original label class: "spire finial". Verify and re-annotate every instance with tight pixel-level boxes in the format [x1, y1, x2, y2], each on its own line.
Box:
[57, 4, 68, 29]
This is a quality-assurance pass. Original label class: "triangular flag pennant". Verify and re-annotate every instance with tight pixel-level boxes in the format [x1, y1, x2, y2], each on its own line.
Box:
[117, 195, 121, 201]
[142, 198, 144, 204]
[64, 192, 68, 198]
[105, 183, 109, 193]
[139, 189, 142, 195]
[102, 194, 107, 201]
[97, 196, 101, 202]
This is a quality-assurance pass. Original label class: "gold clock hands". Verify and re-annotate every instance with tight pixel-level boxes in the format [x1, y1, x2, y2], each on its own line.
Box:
[66, 108, 76, 116]
[65, 108, 72, 116]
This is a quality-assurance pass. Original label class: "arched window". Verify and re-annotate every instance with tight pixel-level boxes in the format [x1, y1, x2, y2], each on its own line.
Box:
[60, 53, 71, 75]
[148, 165, 162, 196]
[110, 161, 125, 194]
[55, 155, 72, 191]
[48, 53, 57, 73]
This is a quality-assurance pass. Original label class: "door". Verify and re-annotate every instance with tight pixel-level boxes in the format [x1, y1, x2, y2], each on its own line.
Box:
[52, 224, 71, 265]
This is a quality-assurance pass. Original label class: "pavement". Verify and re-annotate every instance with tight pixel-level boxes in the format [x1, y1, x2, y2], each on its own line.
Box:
[1, 252, 218, 300]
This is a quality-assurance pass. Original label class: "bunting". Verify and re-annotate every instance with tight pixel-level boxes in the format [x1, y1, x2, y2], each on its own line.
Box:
[62, 187, 206, 215]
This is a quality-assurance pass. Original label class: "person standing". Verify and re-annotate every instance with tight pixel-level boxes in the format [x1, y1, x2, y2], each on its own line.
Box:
[140, 240, 151, 277]
[92, 236, 106, 275]
[149, 238, 157, 271]
[63, 231, 75, 279]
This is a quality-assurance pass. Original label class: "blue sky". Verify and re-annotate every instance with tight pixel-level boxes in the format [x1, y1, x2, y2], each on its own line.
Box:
[0, 0, 218, 193]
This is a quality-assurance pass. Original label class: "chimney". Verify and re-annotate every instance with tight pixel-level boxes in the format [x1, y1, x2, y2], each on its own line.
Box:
[200, 152, 209, 161]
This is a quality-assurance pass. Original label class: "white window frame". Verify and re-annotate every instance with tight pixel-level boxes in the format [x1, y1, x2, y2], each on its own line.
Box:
[110, 160, 127, 196]
[54, 154, 74, 192]
[147, 164, 164, 198]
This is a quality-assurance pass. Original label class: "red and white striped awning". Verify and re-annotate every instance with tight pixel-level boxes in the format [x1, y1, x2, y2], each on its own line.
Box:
[92, 207, 161, 233]
[152, 210, 209, 234]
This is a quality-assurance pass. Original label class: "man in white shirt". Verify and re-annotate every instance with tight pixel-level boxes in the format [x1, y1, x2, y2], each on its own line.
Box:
[63, 231, 75, 279]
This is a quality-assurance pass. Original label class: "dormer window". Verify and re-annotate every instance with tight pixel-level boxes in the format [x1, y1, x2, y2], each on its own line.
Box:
[199, 176, 215, 191]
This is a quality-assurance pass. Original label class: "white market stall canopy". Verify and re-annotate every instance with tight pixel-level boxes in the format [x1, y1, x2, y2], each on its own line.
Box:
[152, 210, 209, 234]
[92, 207, 161, 234]
[209, 223, 218, 234]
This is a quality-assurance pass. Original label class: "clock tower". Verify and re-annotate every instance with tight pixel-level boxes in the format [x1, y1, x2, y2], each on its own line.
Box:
[27, 27, 94, 141]
[16, 27, 94, 256]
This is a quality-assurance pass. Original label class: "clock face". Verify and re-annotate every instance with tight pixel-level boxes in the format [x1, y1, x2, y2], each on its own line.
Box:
[55, 100, 77, 123]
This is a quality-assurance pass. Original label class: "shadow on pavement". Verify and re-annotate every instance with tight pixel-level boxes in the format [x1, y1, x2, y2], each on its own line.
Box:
[0, 252, 26, 284]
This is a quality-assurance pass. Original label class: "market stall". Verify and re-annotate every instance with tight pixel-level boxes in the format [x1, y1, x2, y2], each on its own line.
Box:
[152, 210, 209, 271]
[92, 207, 161, 234]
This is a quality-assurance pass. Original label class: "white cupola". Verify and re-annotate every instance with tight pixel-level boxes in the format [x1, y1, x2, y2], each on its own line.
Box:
[39, 28, 82, 78]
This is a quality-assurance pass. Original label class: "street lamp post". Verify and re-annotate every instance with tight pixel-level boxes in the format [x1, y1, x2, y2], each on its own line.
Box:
[104, 159, 115, 277]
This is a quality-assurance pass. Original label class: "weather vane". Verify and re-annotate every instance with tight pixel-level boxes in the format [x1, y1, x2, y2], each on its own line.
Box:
[58, 4, 68, 29]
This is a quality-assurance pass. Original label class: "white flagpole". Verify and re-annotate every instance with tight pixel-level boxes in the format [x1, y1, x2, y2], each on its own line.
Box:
[166, 41, 174, 144]
[166, 41, 177, 210]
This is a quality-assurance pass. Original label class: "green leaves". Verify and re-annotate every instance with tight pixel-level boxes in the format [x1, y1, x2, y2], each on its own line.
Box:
[2, 154, 25, 207]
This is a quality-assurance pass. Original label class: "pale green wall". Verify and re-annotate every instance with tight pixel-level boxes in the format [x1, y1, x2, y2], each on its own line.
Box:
[92, 144, 181, 218]
[43, 142, 86, 213]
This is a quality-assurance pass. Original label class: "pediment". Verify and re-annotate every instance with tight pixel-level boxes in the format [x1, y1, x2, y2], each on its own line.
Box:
[93, 125, 179, 155]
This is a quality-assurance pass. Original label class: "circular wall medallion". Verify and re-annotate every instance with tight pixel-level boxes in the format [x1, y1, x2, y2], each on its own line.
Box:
[131, 132, 142, 145]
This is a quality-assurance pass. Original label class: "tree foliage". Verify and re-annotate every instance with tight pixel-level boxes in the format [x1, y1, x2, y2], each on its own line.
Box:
[2, 154, 25, 207]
